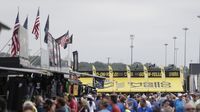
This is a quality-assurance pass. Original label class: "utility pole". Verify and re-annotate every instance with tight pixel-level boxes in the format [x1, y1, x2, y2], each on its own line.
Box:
[130, 35, 134, 65]
[107, 57, 110, 65]
[175, 48, 179, 66]
[183, 28, 189, 68]
[164, 43, 168, 66]
[173, 37, 177, 66]
[197, 16, 200, 63]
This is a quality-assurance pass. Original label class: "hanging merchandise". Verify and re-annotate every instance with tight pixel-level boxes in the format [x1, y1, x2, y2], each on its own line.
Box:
[73, 84, 78, 96]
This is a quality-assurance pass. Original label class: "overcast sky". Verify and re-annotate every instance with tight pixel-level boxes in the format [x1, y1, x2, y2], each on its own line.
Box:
[1, 0, 200, 66]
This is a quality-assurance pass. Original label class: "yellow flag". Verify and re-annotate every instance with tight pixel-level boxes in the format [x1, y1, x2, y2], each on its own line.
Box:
[180, 66, 184, 85]
[160, 66, 165, 78]
[92, 65, 96, 76]
[126, 65, 131, 83]
[108, 65, 113, 81]
[143, 65, 148, 79]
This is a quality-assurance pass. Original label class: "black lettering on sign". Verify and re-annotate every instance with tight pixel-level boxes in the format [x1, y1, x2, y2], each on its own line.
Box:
[148, 72, 162, 77]
[144, 82, 153, 88]
[165, 71, 180, 77]
[161, 81, 171, 88]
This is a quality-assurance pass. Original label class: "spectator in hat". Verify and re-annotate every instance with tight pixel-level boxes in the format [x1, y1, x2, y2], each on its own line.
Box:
[137, 98, 152, 112]
[79, 97, 89, 112]
[161, 100, 173, 112]
[174, 93, 185, 112]
[126, 93, 138, 112]
[86, 94, 96, 112]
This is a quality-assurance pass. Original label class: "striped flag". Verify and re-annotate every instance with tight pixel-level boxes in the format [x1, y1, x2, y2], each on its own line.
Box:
[55, 31, 69, 47]
[32, 8, 40, 40]
[64, 34, 73, 49]
[11, 12, 20, 57]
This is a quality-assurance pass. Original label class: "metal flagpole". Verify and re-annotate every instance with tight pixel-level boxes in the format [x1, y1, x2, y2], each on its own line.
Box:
[67, 44, 71, 68]
[164, 43, 168, 66]
[38, 7, 42, 68]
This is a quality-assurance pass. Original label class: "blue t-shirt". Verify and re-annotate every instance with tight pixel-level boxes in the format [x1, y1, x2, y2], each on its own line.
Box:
[99, 109, 110, 112]
[117, 102, 125, 112]
[107, 104, 112, 111]
[174, 99, 184, 112]
[137, 107, 153, 112]
[127, 98, 138, 112]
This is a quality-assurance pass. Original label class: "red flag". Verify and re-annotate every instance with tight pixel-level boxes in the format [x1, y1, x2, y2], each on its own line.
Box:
[32, 8, 40, 40]
[11, 12, 20, 57]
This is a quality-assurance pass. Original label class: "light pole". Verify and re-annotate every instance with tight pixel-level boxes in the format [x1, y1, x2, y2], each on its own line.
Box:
[173, 37, 177, 66]
[164, 43, 168, 66]
[183, 27, 189, 68]
[197, 16, 200, 63]
[130, 35, 134, 65]
[175, 48, 179, 66]
[107, 57, 110, 65]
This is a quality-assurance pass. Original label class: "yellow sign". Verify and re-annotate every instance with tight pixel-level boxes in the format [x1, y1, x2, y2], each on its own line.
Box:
[79, 78, 93, 87]
[97, 77, 183, 92]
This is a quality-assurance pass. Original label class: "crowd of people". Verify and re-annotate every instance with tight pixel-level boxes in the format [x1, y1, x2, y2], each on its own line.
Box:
[1, 92, 200, 112]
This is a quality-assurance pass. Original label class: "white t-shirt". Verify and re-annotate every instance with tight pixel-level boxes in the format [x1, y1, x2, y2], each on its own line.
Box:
[87, 101, 96, 112]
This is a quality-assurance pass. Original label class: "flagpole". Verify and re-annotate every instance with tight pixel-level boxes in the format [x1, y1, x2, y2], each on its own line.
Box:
[38, 7, 42, 68]
[17, 7, 20, 56]
[58, 45, 62, 70]
[68, 44, 71, 68]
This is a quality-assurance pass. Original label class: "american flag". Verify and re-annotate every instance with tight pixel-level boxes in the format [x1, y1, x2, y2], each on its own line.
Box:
[32, 9, 40, 40]
[11, 12, 20, 57]
[64, 34, 73, 49]
[55, 31, 69, 47]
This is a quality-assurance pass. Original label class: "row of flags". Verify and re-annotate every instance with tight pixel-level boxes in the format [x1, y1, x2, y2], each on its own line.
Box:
[10, 8, 73, 65]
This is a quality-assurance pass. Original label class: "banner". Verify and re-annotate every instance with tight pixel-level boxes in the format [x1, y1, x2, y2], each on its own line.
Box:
[47, 32, 60, 67]
[143, 65, 148, 79]
[108, 65, 113, 81]
[19, 25, 30, 67]
[92, 65, 96, 75]
[72, 51, 78, 71]
[97, 78, 183, 92]
[160, 66, 165, 79]
[126, 65, 131, 90]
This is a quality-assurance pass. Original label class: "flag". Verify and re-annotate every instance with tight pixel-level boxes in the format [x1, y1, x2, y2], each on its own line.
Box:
[11, 12, 20, 57]
[160, 66, 165, 78]
[44, 15, 49, 43]
[143, 65, 148, 79]
[92, 65, 96, 75]
[32, 9, 40, 40]
[23, 16, 28, 29]
[64, 34, 73, 49]
[108, 65, 113, 81]
[126, 65, 131, 84]
[126, 65, 131, 91]
[44, 15, 49, 32]
[55, 31, 69, 47]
